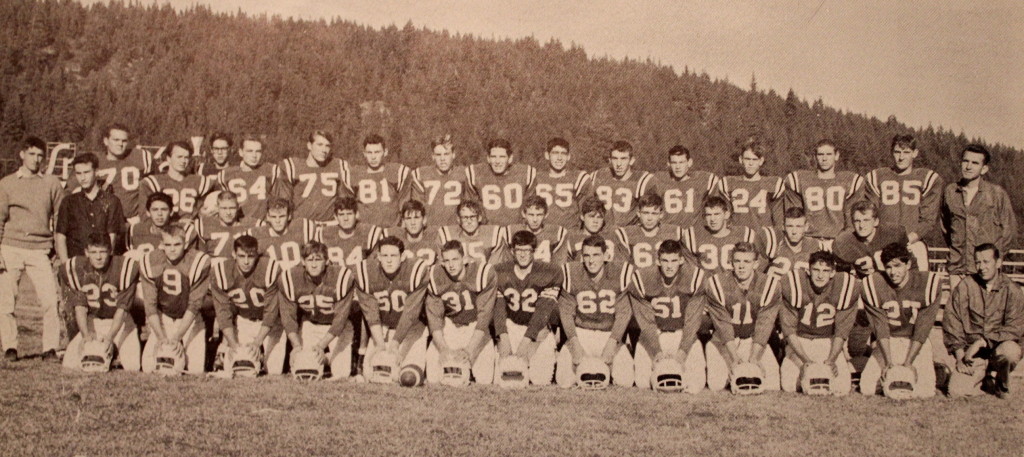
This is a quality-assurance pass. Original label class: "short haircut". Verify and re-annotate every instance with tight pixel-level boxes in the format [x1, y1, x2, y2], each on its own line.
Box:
[85, 232, 111, 251]
[814, 139, 837, 151]
[703, 195, 731, 212]
[637, 193, 664, 210]
[668, 145, 691, 160]
[783, 207, 806, 220]
[217, 190, 238, 203]
[581, 235, 607, 253]
[300, 241, 328, 260]
[334, 196, 359, 214]
[401, 199, 426, 217]
[160, 223, 188, 242]
[486, 138, 512, 153]
[308, 130, 333, 144]
[851, 200, 878, 219]
[609, 140, 633, 157]
[210, 132, 233, 148]
[456, 200, 482, 217]
[266, 197, 291, 214]
[233, 235, 259, 255]
[808, 250, 837, 269]
[974, 243, 1001, 260]
[378, 235, 405, 253]
[71, 153, 99, 170]
[546, 137, 570, 152]
[239, 134, 263, 149]
[146, 192, 174, 211]
[731, 241, 759, 259]
[579, 196, 607, 217]
[165, 140, 193, 157]
[363, 134, 386, 149]
[880, 242, 912, 265]
[658, 239, 683, 257]
[963, 143, 991, 165]
[890, 134, 916, 151]
[430, 134, 453, 150]
[441, 240, 464, 256]
[522, 195, 548, 213]
[740, 138, 766, 158]
[103, 123, 129, 139]
[23, 136, 46, 152]
[510, 230, 537, 249]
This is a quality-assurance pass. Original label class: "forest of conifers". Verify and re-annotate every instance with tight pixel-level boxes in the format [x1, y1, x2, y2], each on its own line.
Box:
[1, 0, 1021, 231]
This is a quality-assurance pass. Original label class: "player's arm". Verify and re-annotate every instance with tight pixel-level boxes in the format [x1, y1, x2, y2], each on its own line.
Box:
[703, 278, 740, 364]
[904, 274, 945, 366]
[779, 300, 811, 364]
[389, 286, 427, 353]
[749, 282, 781, 364]
[493, 293, 511, 357]
[627, 274, 662, 356]
[466, 275, 497, 359]
[828, 303, 858, 369]
[353, 286, 385, 350]
[210, 282, 239, 350]
[861, 282, 893, 368]
[911, 173, 943, 243]
[277, 289, 302, 350]
[515, 291, 558, 359]
[54, 199, 72, 264]
[425, 293, 449, 354]
[676, 294, 707, 363]
[558, 292, 584, 364]
[842, 175, 866, 228]
[781, 172, 803, 212]
[168, 263, 211, 344]
[995, 188, 1018, 253]
[602, 292, 632, 365]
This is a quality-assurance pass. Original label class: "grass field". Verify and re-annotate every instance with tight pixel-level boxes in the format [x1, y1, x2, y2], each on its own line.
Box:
[2, 289, 1023, 456]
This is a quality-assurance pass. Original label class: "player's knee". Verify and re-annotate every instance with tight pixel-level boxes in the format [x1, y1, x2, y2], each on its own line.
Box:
[995, 341, 1022, 363]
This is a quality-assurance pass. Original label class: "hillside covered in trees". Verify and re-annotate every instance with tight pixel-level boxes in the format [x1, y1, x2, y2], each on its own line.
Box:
[1, 0, 1021, 227]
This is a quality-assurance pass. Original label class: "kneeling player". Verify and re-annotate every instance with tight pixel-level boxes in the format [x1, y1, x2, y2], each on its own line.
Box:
[140, 224, 212, 374]
[555, 235, 634, 388]
[778, 251, 859, 395]
[631, 240, 708, 392]
[210, 235, 286, 376]
[859, 243, 943, 398]
[61, 234, 141, 372]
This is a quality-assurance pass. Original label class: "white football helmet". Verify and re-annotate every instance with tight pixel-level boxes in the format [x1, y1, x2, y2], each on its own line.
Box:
[155, 342, 185, 376]
[882, 365, 917, 400]
[800, 362, 834, 396]
[495, 356, 530, 388]
[651, 356, 686, 393]
[292, 349, 324, 381]
[369, 350, 398, 384]
[576, 357, 610, 390]
[80, 340, 112, 373]
[730, 362, 765, 395]
[231, 348, 262, 379]
[440, 353, 471, 387]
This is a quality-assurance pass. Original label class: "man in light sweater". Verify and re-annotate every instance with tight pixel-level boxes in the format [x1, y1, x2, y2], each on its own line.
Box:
[0, 137, 66, 362]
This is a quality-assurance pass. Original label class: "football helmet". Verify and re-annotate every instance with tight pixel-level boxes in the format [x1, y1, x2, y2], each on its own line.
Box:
[369, 350, 398, 384]
[231, 348, 262, 379]
[154, 342, 185, 376]
[800, 362, 834, 396]
[292, 348, 324, 381]
[576, 357, 610, 390]
[730, 362, 765, 395]
[440, 354, 471, 387]
[882, 365, 917, 400]
[651, 356, 686, 393]
[80, 340, 112, 373]
[495, 356, 530, 388]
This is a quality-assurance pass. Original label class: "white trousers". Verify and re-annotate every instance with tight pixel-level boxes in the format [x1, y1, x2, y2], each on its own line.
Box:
[780, 336, 852, 395]
[363, 322, 428, 377]
[215, 316, 286, 375]
[141, 314, 206, 374]
[299, 321, 354, 379]
[555, 327, 634, 388]
[0, 246, 60, 352]
[62, 313, 140, 372]
[706, 337, 781, 391]
[426, 319, 496, 384]
[499, 321, 556, 386]
[634, 331, 706, 393]
[861, 336, 935, 398]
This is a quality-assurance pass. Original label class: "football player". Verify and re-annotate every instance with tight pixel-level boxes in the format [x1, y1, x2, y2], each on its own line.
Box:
[783, 139, 865, 250]
[251, 198, 318, 270]
[385, 200, 437, 265]
[128, 192, 180, 260]
[565, 196, 617, 262]
[318, 197, 384, 269]
[615, 194, 682, 270]
[466, 138, 536, 227]
[502, 195, 567, 264]
[832, 200, 910, 277]
[859, 243, 943, 398]
[682, 196, 758, 273]
[720, 139, 785, 230]
[210, 235, 285, 375]
[493, 230, 563, 385]
[703, 242, 782, 392]
[140, 141, 215, 223]
[762, 207, 822, 275]
[90, 123, 153, 225]
[60, 234, 141, 372]
[196, 133, 235, 177]
[342, 134, 411, 228]
[777, 251, 859, 395]
[275, 131, 346, 224]
[191, 191, 254, 259]
[555, 235, 634, 388]
[438, 200, 504, 265]
[532, 137, 590, 229]
[410, 135, 467, 228]
[864, 135, 942, 270]
[139, 224, 212, 374]
[585, 140, 650, 229]
[638, 145, 721, 229]
[630, 239, 708, 392]
[216, 135, 278, 222]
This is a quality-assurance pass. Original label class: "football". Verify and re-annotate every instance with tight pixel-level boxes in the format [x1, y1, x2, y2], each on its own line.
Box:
[398, 364, 424, 387]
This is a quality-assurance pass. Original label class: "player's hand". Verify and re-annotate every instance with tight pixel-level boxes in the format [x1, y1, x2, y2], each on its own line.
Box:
[600, 347, 616, 366]
[496, 339, 512, 358]
[854, 257, 875, 276]
[827, 361, 840, 378]
[956, 357, 974, 375]
[163, 341, 184, 358]
[673, 351, 688, 367]
[452, 349, 471, 364]
[907, 232, 920, 244]
[310, 346, 326, 366]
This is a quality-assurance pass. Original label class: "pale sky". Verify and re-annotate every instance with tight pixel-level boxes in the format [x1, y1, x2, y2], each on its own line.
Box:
[81, 0, 1024, 148]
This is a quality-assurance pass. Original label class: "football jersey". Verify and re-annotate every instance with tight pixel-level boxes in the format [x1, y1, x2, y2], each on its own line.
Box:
[196, 160, 232, 177]
[466, 162, 537, 226]
[140, 248, 211, 319]
[354, 258, 431, 330]
[317, 223, 384, 268]
[783, 170, 865, 239]
[216, 163, 279, 221]
[437, 225, 504, 265]
[91, 149, 154, 220]
[250, 219, 318, 270]
[640, 170, 721, 229]
[831, 224, 909, 276]
[425, 260, 496, 330]
[615, 224, 683, 269]
[192, 215, 254, 258]
[279, 264, 354, 331]
[493, 261, 563, 329]
[586, 168, 650, 228]
[502, 224, 567, 264]
[384, 228, 438, 265]
[342, 162, 411, 228]
[629, 263, 706, 332]
[860, 270, 944, 342]
[560, 261, 633, 333]
[761, 227, 823, 275]
[276, 157, 347, 223]
[140, 173, 215, 219]
[129, 219, 169, 256]
[532, 168, 590, 228]
[864, 167, 943, 239]
[720, 175, 785, 230]
[682, 226, 759, 272]
[210, 256, 281, 324]
[565, 226, 617, 263]
[703, 271, 781, 342]
[60, 255, 139, 319]
[777, 270, 859, 339]
[410, 165, 469, 228]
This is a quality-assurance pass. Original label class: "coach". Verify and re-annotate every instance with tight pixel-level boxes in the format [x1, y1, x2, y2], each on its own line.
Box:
[0, 137, 66, 362]
[55, 153, 125, 263]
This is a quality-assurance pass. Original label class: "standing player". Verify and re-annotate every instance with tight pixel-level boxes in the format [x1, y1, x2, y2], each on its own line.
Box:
[318, 197, 384, 269]
[139, 224, 212, 374]
[410, 135, 467, 228]
[566, 196, 617, 262]
[762, 207, 822, 276]
[682, 196, 758, 273]
[275, 131, 346, 224]
[251, 198, 318, 270]
[386, 200, 437, 265]
[585, 141, 650, 229]
[192, 191, 254, 259]
[630, 239, 708, 392]
[493, 230, 563, 385]
[616, 194, 682, 270]
[864, 135, 942, 269]
[466, 139, 536, 227]
[216, 135, 278, 222]
[91, 124, 153, 225]
[777, 251, 859, 395]
[702, 242, 782, 392]
[60, 234, 141, 372]
[503, 196, 567, 264]
[532, 138, 590, 229]
[140, 141, 215, 222]
[720, 140, 785, 230]
[859, 243, 944, 398]
[555, 235, 634, 388]
[783, 139, 865, 249]
[342, 134, 410, 228]
[438, 200, 504, 265]
[638, 145, 720, 229]
[196, 133, 236, 177]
